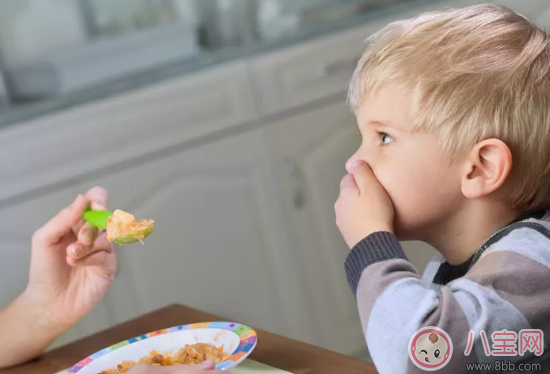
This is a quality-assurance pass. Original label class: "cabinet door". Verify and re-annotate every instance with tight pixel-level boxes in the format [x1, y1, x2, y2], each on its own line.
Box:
[263, 101, 367, 357]
[0, 61, 257, 204]
[263, 101, 436, 357]
[73, 128, 310, 344]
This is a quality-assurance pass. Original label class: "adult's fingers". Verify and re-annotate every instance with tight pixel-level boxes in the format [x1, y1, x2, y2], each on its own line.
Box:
[76, 186, 109, 245]
[85, 186, 108, 211]
[33, 195, 86, 245]
[67, 232, 113, 263]
[67, 248, 112, 267]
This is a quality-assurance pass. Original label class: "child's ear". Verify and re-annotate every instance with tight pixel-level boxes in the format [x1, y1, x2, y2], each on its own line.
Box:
[461, 139, 512, 199]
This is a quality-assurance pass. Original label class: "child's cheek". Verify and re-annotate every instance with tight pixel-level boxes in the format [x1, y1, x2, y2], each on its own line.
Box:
[374, 164, 435, 235]
[372, 163, 414, 204]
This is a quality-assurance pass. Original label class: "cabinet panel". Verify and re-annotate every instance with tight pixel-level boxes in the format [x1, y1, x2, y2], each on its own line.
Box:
[0, 61, 257, 203]
[74, 128, 311, 344]
[249, 24, 374, 116]
[263, 101, 367, 356]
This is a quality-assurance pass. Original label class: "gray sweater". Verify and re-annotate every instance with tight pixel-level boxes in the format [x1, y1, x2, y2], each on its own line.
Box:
[345, 211, 550, 373]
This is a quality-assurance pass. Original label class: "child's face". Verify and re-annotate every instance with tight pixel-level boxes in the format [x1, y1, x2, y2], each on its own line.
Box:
[347, 84, 463, 240]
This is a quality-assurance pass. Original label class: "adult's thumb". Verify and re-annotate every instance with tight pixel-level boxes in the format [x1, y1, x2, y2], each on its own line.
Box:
[34, 194, 86, 245]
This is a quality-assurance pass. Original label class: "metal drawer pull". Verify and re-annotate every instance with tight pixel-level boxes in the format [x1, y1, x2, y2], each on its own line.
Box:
[283, 159, 306, 209]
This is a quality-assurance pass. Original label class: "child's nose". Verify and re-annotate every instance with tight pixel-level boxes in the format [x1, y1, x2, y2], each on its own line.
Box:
[346, 157, 363, 174]
[346, 155, 373, 174]
[345, 158, 355, 174]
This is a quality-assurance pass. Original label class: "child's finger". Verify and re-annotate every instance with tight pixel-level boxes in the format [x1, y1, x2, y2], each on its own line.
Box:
[350, 160, 378, 193]
[340, 173, 358, 190]
[126, 364, 183, 374]
[33, 195, 86, 245]
[171, 360, 217, 372]
[197, 360, 215, 369]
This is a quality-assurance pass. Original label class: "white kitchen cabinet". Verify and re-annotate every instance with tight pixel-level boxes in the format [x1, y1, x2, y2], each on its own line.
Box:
[70, 126, 313, 346]
[0, 61, 257, 204]
[262, 100, 369, 357]
[249, 25, 370, 116]
[249, 8, 429, 117]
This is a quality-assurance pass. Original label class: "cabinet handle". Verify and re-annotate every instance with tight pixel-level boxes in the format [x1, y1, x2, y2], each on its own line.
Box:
[283, 159, 306, 209]
[316, 58, 358, 77]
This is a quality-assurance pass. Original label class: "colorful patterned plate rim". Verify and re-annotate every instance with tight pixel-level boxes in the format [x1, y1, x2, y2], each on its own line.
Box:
[67, 321, 258, 372]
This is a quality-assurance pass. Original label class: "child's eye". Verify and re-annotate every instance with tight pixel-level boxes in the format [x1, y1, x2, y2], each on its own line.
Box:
[379, 132, 395, 145]
[434, 349, 440, 358]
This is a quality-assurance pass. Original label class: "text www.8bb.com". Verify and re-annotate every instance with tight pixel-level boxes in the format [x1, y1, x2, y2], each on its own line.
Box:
[466, 360, 542, 372]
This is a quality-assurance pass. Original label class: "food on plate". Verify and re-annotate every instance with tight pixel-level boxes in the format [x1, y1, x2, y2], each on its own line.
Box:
[98, 343, 227, 374]
[106, 209, 154, 245]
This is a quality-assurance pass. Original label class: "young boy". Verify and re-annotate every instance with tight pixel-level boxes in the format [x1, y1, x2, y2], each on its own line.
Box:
[335, 4, 550, 373]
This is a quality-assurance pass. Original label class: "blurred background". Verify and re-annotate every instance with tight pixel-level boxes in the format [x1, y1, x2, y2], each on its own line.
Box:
[0, 0, 548, 362]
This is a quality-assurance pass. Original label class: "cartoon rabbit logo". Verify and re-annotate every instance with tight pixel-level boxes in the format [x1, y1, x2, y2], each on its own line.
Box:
[408, 326, 453, 371]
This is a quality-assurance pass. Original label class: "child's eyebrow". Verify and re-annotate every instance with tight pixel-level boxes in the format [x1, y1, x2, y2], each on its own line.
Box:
[364, 119, 397, 131]
[366, 119, 410, 133]
[368, 120, 393, 127]
[358, 120, 387, 132]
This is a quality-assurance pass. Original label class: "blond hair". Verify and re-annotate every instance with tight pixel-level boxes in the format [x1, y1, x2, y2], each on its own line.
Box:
[349, 4, 550, 212]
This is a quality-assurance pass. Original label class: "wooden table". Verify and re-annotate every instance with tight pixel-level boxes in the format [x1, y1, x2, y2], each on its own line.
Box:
[3, 304, 378, 374]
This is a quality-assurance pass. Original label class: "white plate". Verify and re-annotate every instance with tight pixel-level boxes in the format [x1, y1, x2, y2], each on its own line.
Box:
[67, 322, 258, 373]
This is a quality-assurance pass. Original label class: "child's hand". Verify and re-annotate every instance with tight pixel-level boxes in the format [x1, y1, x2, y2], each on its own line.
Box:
[127, 360, 226, 373]
[25, 186, 116, 328]
[335, 160, 395, 248]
